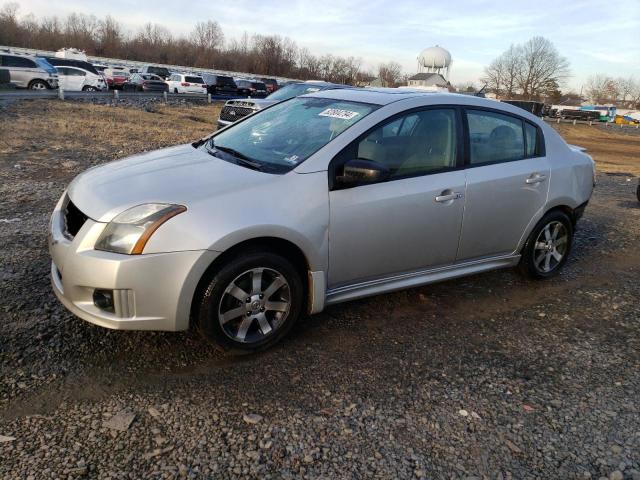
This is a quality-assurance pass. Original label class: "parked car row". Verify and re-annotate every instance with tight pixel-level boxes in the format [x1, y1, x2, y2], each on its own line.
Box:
[0, 49, 287, 98]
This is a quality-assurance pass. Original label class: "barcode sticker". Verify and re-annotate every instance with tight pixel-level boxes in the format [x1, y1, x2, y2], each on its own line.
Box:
[318, 108, 360, 120]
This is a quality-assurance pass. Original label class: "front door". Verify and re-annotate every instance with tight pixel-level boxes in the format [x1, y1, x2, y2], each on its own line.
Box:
[328, 108, 466, 287]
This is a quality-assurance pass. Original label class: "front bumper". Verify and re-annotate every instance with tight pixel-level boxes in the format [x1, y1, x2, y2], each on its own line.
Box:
[49, 197, 218, 331]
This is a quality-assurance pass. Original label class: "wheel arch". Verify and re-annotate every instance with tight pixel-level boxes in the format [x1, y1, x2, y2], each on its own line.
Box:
[516, 202, 578, 254]
[188, 236, 313, 326]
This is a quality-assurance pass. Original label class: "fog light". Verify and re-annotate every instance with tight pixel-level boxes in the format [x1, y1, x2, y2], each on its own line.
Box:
[93, 289, 114, 313]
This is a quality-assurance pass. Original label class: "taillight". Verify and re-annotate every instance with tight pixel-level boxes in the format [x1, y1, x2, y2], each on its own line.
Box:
[202, 84, 207, 88]
[181, 82, 190, 86]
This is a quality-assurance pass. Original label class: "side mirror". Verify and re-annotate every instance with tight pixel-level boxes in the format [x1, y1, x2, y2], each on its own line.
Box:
[336, 159, 390, 188]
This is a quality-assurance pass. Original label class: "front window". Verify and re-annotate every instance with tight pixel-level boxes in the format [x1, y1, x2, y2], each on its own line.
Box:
[204, 97, 379, 173]
[355, 109, 458, 178]
[267, 83, 327, 101]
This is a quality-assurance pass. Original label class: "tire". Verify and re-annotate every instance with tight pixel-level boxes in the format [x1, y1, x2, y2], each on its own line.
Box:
[519, 210, 573, 279]
[82, 86, 97, 92]
[174, 88, 178, 94]
[636, 182, 640, 202]
[28, 80, 48, 90]
[195, 250, 305, 353]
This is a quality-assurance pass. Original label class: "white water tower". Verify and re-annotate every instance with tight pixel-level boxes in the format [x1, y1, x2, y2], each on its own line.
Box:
[417, 45, 452, 80]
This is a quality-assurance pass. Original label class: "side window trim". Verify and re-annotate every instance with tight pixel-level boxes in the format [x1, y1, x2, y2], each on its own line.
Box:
[328, 105, 465, 191]
[462, 106, 546, 168]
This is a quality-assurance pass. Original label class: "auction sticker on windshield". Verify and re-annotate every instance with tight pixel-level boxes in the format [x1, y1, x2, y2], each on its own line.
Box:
[318, 108, 360, 120]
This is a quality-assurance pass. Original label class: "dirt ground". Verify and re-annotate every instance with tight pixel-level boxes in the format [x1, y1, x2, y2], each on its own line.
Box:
[551, 122, 640, 176]
[0, 100, 639, 479]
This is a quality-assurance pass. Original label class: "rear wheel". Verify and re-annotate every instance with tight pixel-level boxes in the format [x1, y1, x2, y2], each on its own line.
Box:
[195, 251, 304, 353]
[29, 80, 48, 90]
[519, 211, 573, 279]
[82, 86, 97, 91]
[174, 87, 178, 94]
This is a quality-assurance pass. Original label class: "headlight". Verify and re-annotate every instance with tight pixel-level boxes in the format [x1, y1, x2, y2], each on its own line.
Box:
[95, 204, 186, 255]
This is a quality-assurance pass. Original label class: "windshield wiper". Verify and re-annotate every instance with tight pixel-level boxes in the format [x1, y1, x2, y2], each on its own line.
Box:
[212, 145, 264, 171]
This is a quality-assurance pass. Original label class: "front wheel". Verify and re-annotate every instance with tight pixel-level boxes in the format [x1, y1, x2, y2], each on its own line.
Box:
[519, 211, 574, 279]
[195, 251, 304, 353]
[82, 86, 98, 92]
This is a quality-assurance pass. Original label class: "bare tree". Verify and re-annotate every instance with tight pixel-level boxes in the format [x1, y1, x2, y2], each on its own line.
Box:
[483, 37, 570, 100]
[517, 37, 570, 99]
[482, 44, 521, 98]
[585, 74, 618, 104]
[378, 61, 403, 87]
[191, 20, 223, 51]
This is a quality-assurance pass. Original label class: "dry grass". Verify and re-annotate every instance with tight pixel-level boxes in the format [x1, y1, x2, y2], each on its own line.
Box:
[0, 100, 220, 173]
[551, 123, 640, 176]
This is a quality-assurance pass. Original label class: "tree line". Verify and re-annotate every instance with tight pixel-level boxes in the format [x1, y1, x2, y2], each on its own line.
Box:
[482, 36, 640, 108]
[0, 2, 376, 84]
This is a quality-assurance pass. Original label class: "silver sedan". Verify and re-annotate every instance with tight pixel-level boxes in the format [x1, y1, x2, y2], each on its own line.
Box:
[50, 89, 595, 352]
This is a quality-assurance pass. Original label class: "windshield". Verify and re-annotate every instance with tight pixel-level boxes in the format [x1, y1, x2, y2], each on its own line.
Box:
[35, 57, 56, 74]
[267, 83, 329, 101]
[203, 96, 378, 173]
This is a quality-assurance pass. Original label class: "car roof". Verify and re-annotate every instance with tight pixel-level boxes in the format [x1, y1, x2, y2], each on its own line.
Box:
[303, 87, 526, 110]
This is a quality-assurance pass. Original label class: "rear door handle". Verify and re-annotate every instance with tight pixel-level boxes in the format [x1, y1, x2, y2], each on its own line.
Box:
[435, 191, 464, 203]
[525, 173, 547, 184]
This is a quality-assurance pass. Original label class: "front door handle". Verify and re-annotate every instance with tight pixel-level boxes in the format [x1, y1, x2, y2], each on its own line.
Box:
[435, 191, 464, 203]
[525, 173, 547, 184]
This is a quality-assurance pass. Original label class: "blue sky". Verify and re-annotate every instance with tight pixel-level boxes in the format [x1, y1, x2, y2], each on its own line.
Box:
[14, 0, 640, 90]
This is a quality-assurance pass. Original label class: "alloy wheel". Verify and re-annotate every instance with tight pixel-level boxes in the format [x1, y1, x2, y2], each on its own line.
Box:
[217, 268, 291, 344]
[30, 82, 46, 90]
[533, 221, 569, 273]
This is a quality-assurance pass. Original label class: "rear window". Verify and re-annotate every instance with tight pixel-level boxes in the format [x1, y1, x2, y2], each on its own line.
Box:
[185, 76, 204, 84]
[148, 66, 169, 76]
[217, 76, 235, 86]
[467, 110, 525, 165]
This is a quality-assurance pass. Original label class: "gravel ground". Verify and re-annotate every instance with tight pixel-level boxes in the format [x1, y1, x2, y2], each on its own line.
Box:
[1, 101, 639, 479]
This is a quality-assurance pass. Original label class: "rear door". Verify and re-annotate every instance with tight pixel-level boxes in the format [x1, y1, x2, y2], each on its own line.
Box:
[65, 67, 86, 91]
[457, 108, 550, 261]
[56, 67, 70, 90]
[328, 107, 466, 287]
[3, 55, 37, 87]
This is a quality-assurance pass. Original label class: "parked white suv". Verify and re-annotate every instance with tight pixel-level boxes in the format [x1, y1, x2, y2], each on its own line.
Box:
[0, 52, 58, 89]
[166, 74, 208, 94]
[55, 66, 107, 91]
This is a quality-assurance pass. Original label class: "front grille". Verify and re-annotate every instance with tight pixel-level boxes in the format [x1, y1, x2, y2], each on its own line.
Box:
[219, 105, 255, 122]
[64, 199, 88, 239]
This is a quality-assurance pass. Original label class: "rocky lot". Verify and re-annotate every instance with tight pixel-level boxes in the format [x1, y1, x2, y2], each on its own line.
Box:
[1, 100, 639, 479]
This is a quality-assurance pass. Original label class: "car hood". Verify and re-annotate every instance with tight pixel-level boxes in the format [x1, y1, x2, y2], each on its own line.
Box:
[68, 143, 272, 222]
